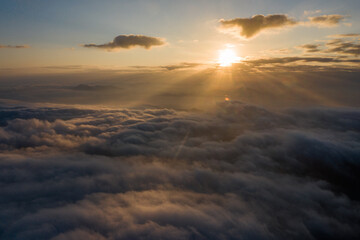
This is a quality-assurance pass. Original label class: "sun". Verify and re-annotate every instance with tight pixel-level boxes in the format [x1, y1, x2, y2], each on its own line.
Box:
[218, 47, 241, 67]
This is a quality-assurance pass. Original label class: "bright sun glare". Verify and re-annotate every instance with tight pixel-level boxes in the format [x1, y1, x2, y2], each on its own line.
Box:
[218, 47, 241, 67]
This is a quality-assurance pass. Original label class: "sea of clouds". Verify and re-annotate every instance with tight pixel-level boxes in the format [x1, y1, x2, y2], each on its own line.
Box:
[0, 101, 359, 239]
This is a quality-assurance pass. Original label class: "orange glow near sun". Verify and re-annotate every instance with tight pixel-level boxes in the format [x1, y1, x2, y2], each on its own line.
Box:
[218, 46, 241, 67]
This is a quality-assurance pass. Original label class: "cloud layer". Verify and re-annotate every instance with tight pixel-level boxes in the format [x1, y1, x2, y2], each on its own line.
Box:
[83, 34, 166, 51]
[0, 102, 359, 239]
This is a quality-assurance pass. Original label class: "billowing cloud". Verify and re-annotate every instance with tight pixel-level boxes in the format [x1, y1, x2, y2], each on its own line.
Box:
[219, 14, 297, 38]
[83, 34, 166, 51]
[0, 102, 359, 239]
[0, 44, 29, 49]
[309, 14, 345, 26]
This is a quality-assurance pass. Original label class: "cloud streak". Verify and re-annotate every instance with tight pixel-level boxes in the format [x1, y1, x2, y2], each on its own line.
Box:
[329, 33, 360, 38]
[83, 34, 166, 51]
[0, 45, 29, 49]
[160, 62, 202, 71]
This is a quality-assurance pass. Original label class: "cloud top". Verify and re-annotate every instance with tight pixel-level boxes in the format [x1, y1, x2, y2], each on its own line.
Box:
[83, 34, 166, 51]
[0, 103, 359, 239]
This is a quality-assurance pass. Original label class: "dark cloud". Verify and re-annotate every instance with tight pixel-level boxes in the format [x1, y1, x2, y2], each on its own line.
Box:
[298, 44, 321, 53]
[309, 15, 345, 26]
[0, 45, 29, 49]
[82, 34, 166, 51]
[0, 103, 359, 239]
[219, 14, 297, 38]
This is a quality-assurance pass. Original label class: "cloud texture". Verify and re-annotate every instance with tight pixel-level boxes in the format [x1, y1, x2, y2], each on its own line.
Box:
[0, 102, 359, 239]
[83, 35, 166, 51]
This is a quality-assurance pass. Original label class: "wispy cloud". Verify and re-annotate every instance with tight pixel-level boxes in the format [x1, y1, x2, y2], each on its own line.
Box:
[308, 14, 345, 26]
[297, 35, 360, 56]
[160, 62, 202, 71]
[326, 38, 360, 56]
[0, 44, 30, 49]
[328, 33, 360, 38]
[297, 44, 322, 53]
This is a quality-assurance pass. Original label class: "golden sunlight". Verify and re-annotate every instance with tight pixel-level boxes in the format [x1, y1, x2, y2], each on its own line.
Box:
[218, 46, 241, 67]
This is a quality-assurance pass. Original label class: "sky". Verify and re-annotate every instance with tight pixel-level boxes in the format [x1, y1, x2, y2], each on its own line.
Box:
[0, 1, 360, 239]
[1, 0, 360, 68]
